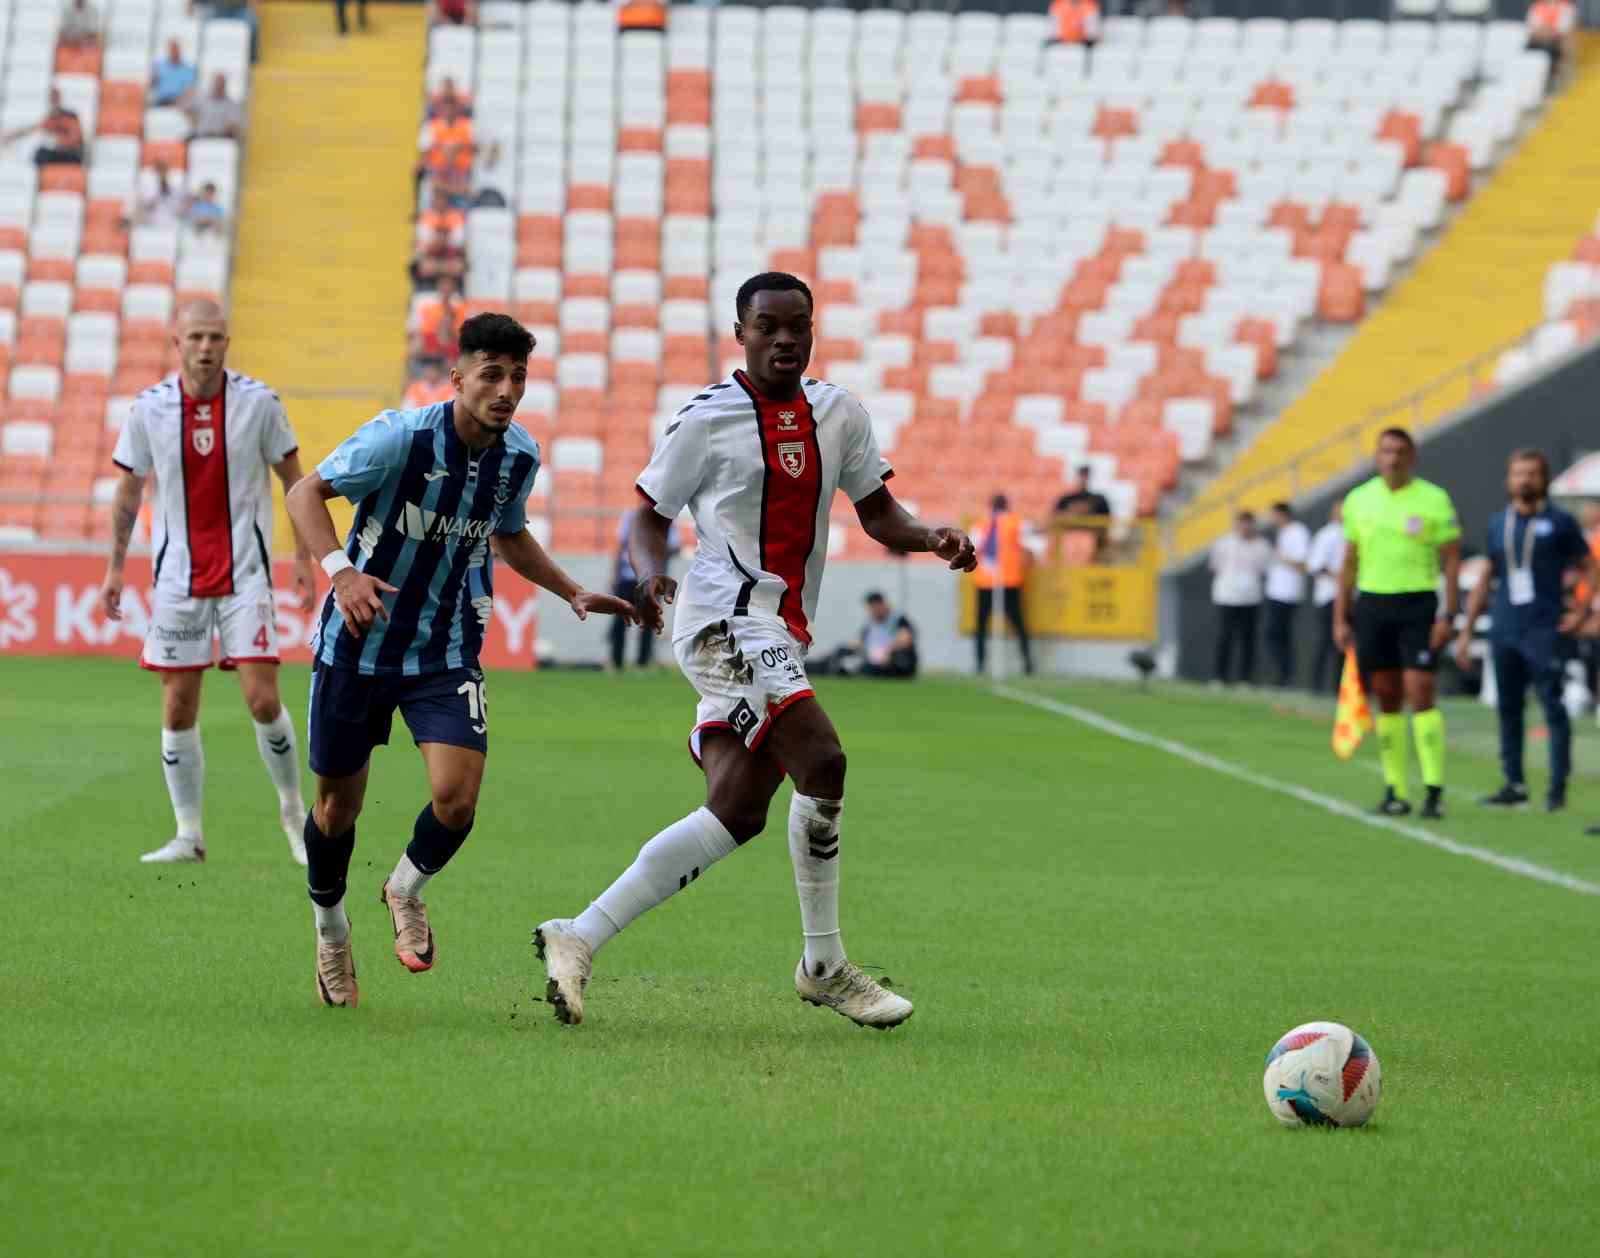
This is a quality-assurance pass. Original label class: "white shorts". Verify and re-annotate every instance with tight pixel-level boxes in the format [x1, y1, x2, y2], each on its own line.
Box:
[675, 617, 815, 766]
[141, 586, 280, 673]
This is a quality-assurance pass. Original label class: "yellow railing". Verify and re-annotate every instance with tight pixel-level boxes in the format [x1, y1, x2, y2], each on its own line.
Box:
[1166, 326, 1555, 561]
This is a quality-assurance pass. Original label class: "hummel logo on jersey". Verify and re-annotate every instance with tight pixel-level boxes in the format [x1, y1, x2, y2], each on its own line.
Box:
[777, 410, 798, 430]
[778, 442, 806, 479]
[423, 468, 449, 482]
[399, 501, 496, 543]
[195, 403, 213, 423]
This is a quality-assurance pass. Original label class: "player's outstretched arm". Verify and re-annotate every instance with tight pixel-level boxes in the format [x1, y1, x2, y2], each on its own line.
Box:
[490, 528, 639, 624]
[272, 452, 317, 612]
[285, 471, 397, 636]
[98, 470, 146, 621]
[628, 503, 678, 634]
[853, 486, 977, 571]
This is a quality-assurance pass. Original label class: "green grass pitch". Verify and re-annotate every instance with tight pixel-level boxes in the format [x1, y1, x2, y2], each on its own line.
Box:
[3, 658, 1598, 1257]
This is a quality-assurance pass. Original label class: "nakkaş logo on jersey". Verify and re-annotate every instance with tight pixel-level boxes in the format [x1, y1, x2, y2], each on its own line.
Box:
[399, 501, 496, 543]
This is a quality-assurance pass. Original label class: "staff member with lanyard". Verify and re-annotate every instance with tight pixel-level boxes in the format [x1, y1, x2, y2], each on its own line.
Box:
[1334, 428, 1462, 820]
[1454, 450, 1596, 812]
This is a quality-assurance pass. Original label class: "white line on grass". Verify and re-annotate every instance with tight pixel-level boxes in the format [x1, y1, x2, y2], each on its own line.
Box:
[993, 686, 1600, 899]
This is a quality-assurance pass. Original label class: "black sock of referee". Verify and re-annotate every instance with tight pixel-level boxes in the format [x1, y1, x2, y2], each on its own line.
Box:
[385, 803, 474, 899]
[305, 811, 356, 940]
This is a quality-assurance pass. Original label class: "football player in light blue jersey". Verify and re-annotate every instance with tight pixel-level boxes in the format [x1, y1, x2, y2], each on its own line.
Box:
[285, 313, 637, 1007]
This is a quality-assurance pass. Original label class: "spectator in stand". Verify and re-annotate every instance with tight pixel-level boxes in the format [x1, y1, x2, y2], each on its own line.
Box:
[187, 73, 243, 140]
[430, 0, 477, 26]
[1306, 502, 1348, 693]
[1210, 510, 1271, 687]
[410, 227, 466, 291]
[1263, 501, 1310, 687]
[1047, 0, 1100, 47]
[816, 592, 919, 680]
[1, 90, 86, 167]
[971, 493, 1035, 676]
[418, 101, 474, 198]
[150, 39, 198, 107]
[59, 0, 102, 49]
[409, 276, 464, 362]
[1526, 0, 1577, 79]
[428, 76, 472, 120]
[183, 182, 228, 235]
[334, 0, 368, 34]
[403, 360, 454, 409]
[123, 159, 185, 226]
[416, 187, 465, 246]
[431, 147, 474, 206]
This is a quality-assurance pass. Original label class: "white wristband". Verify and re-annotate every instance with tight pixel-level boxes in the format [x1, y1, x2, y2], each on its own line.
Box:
[321, 551, 354, 579]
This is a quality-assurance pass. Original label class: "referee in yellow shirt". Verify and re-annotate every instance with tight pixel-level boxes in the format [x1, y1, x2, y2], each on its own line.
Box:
[1333, 428, 1463, 819]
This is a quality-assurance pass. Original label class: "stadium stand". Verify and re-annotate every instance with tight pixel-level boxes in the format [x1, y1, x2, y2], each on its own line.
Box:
[405, 3, 1556, 557]
[1175, 23, 1600, 556]
[0, 0, 250, 544]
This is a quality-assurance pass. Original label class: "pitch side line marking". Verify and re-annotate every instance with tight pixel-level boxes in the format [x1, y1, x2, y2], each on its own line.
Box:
[993, 686, 1600, 899]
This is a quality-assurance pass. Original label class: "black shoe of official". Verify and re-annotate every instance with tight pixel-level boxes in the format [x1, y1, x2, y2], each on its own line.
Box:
[1373, 788, 1412, 817]
[1420, 786, 1445, 821]
[1478, 783, 1529, 808]
[1546, 789, 1567, 814]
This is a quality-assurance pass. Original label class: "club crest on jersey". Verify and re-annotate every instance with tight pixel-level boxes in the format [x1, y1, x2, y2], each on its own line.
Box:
[778, 442, 806, 479]
[192, 428, 215, 456]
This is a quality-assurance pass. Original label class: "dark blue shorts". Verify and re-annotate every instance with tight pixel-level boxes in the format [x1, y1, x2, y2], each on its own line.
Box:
[307, 662, 488, 779]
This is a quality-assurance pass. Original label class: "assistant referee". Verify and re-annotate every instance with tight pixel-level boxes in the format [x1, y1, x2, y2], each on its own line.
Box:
[1333, 428, 1462, 820]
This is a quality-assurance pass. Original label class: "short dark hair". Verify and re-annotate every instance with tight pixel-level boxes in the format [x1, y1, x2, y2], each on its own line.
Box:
[991, 493, 1009, 511]
[1377, 426, 1415, 451]
[735, 272, 813, 322]
[1509, 448, 1552, 488]
[864, 590, 887, 605]
[1237, 510, 1256, 524]
[1271, 501, 1292, 517]
[458, 312, 534, 362]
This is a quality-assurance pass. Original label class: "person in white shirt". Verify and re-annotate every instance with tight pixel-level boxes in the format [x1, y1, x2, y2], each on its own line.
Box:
[1263, 501, 1311, 687]
[1210, 510, 1272, 685]
[98, 301, 317, 866]
[1306, 502, 1348, 692]
[534, 271, 978, 1031]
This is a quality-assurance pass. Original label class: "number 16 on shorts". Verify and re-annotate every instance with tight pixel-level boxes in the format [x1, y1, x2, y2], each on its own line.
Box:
[457, 675, 487, 735]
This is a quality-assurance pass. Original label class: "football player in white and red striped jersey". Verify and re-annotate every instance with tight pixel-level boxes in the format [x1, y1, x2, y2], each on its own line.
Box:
[99, 301, 317, 866]
[536, 272, 977, 1029]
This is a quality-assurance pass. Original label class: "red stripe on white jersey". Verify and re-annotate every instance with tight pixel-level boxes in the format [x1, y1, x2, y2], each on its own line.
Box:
[181, 385, 234, 597]
[738, 371, 822, 644]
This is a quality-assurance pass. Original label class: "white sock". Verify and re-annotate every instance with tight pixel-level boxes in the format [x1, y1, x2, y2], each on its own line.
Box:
[571, 807, 738, 954]
[789, 792, 845, 979]
[388, 853, 430, 898]
[313, 899, 350, 941]
[161, 726, 204, 842]
[253, 707, 303, 810]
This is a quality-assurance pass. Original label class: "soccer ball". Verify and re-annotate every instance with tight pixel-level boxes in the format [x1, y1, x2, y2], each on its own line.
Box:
[1262, 1021, 1382, 1128]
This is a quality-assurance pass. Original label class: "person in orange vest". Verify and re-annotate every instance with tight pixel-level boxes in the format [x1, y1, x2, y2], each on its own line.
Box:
[971, 494, 1035, 675]
[617, 0, 666, 35]
[1048, 0, 1101, 47]
[1526, 0, 1576, 79]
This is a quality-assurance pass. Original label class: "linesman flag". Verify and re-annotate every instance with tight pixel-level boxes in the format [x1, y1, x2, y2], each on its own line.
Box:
[1332, 650, 1373, 760]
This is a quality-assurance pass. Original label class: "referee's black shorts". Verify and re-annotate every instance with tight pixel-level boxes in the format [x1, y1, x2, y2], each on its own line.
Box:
[1354, 591, 1440, 673]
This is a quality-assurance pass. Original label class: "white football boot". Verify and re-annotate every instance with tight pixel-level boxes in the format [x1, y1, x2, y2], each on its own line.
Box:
[533, 919, 593, 1025]
[795, 959, 914, 1030]
[140, 837, 206, 863]
[280, 800, 308, 866]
